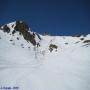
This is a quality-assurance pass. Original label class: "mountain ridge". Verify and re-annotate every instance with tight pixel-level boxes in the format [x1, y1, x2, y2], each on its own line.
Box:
[0, 21, 90, 90]
[0, 21, 41, 46]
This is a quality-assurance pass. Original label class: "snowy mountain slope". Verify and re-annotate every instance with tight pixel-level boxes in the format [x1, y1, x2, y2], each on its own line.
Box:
[0, 21, 90, 90]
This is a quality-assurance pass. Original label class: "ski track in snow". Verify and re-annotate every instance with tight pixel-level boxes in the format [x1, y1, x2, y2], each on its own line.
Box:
[0, 46, 90, 90]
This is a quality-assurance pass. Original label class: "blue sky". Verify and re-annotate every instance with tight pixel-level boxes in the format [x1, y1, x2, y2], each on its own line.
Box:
[0, 0, 90, 35]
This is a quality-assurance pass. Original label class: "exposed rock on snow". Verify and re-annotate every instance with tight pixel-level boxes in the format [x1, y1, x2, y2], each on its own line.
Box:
[0, 21, 90, 90]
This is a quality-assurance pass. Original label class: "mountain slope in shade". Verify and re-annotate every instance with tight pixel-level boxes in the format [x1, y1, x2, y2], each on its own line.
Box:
[0, 21, 90, 90]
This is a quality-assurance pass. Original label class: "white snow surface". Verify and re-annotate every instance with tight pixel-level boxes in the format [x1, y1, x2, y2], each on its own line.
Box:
[0, 22, 90, 90]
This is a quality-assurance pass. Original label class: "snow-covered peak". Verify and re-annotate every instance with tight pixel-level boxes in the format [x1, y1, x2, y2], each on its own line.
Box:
[0, 21, 16, 31]
[0, 21, 90, 52]
[0, 21, 90, 90]
[0, 21, 41, 46]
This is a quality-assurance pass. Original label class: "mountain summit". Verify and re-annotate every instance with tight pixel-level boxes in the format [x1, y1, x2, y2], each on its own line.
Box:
[0, 21, 90, 90]
[0, 21, 90, 50]
[0, 21, 41, 46]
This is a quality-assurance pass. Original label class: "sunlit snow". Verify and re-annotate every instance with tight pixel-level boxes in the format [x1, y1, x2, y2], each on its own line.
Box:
[0, 22, 90, 90]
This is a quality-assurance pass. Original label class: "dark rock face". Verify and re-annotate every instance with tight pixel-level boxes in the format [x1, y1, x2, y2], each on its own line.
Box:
[12, 30, 16, 34]
[2, 25, 10, 33]
[73, 34, 81, 37]
[35, 33, 42, 40]
[0, 21, 41, 46]
[80, 38, 84, 40]
[15, 21, 29, 31]
[14, 21, 36, 46]
[49, 44, 58, 52]
[83, 40, 90, 43]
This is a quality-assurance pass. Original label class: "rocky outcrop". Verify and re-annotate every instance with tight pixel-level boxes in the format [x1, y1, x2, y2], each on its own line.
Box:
[83, 40, 90, 43]
[14, 21, 36, 46]
[1, 25, 10, 33]
[49, 44, 58, 52]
